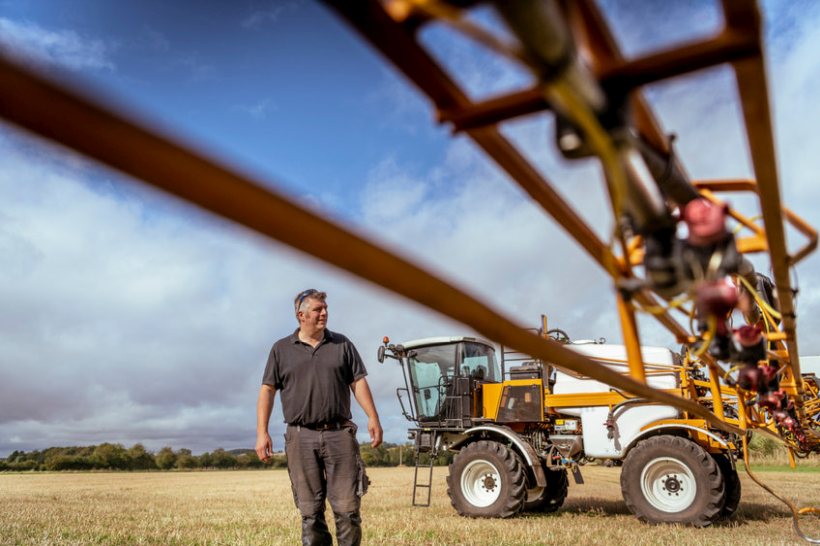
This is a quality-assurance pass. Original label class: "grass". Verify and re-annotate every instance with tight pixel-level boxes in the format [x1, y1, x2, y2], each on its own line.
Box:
[1, 465, 819, 545]
[750, 464, 820, 473]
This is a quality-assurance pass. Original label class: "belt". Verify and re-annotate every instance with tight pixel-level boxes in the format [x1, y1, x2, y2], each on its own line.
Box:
[293, 421, 344, 431]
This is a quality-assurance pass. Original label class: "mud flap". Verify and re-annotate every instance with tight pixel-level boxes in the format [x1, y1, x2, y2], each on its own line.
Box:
[571, 463, 585, 484]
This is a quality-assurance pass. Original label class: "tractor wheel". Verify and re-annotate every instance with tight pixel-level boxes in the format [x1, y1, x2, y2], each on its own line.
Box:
[523, 465, 569, 513]
[712, 453, 741, 519]
[447, 440, 527, 518]
[621, 435, 725, 527]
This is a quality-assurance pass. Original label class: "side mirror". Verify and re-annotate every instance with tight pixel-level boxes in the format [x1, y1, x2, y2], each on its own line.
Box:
[377, 345, 386, 363]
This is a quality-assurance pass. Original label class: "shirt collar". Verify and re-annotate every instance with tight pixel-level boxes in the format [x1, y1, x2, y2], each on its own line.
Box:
[290, 328, 332, 345]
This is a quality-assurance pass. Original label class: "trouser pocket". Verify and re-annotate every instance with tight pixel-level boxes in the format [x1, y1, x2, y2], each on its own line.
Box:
[356, 456, 370, 497]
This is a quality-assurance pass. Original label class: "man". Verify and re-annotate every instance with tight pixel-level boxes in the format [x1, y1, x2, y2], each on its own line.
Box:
[256, 289, 382, 546]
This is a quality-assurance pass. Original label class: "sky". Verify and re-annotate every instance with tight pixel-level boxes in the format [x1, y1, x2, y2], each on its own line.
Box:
[1, 0, 820, 457]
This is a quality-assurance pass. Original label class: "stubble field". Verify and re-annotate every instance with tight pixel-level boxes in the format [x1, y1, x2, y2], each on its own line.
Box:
[1, 465, 818, 545]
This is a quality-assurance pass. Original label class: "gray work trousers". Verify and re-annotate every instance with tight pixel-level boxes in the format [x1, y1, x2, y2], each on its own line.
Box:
[285, 423, 368, 546]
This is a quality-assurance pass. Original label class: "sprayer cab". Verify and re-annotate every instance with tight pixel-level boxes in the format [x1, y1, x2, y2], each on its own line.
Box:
[380, 336, 501, 426]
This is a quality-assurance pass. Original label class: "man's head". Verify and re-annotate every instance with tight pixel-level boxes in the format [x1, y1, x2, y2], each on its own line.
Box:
[294, 289, 328, 333]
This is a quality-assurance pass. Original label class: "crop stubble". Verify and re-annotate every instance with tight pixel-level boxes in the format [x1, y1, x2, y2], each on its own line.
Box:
[0, 466, 818, 545]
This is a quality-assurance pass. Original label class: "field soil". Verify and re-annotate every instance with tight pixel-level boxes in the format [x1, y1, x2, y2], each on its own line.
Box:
[1, 465, 819, 545]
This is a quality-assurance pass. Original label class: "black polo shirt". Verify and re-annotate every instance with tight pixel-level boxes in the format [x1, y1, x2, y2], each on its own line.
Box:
[262, 329, 367, 426]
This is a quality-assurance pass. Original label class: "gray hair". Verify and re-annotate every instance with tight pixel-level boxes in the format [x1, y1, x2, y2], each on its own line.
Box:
[294, 289, 327, 316]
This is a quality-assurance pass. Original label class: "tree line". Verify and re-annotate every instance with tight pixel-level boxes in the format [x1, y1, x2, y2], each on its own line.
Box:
[0, 442, 453, 472]
[0, 437, 787, 472]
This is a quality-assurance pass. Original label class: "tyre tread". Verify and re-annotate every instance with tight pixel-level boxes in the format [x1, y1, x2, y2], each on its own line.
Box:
[446, 440, 527, 518]
[523, 466, 568, 513]
[620, 435, 725, 527]
[712, 453, 741, 519]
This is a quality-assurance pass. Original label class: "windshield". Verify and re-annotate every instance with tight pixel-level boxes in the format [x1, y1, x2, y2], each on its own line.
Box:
[407, 344, 456, 419]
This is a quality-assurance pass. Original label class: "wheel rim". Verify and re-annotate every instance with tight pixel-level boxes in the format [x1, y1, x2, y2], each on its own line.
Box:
[639, 456, 697, 513]
[461, 459, 502, 507]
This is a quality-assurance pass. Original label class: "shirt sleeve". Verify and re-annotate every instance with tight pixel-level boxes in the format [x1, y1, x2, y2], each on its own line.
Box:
[346, 340, 368, 383]
[261, 344, 281, 388]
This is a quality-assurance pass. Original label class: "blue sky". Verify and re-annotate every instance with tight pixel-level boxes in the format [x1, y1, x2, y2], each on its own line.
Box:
[1, 0, 820, 456]
[2, 1, 453, 205]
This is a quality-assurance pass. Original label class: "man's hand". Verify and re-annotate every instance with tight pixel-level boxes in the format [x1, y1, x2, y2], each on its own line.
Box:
[256, 385, 276, 462]
[352, 377, 382, 447]
[256, 431, 273, 462]
[368, 416, 383, 448]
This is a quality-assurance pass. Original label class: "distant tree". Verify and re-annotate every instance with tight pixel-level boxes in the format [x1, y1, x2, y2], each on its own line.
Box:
[175, 449, 198, 469]
[91, 443, 128, 470]
[209, 448, 237, 469]
[436, 451, 454, 465]
[2, 444, 305, 472]
[5, 460, 37, 471]
[416, 450, 453, 466]
[269, 454, 288, 468]
[45, 454, 94, 471]
[155, 447, 177, 470]
[236, 452, 264, 469]
[383, 442, 413, 466]
[127, 444, 158, 470]
[16, 450, 43, 467]
[749, 435, 779, 458]
[400, 444, 415, 466]
[41, 447, 65, 466]
[198, 451, 213, 468]
[360, 445, 393, 467]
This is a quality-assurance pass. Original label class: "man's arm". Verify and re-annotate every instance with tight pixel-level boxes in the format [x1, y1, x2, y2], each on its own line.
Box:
[255, 384, 276, 461]
[351, 377, 383, 448]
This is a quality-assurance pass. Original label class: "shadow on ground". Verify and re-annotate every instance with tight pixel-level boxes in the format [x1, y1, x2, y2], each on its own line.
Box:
[727, 502, 792, 523]
[560, 497, 631, 516]
[526, 497, 788, 526]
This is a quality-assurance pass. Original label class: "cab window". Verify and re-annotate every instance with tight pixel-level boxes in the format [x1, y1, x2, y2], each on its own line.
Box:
[459, 342, 500, 382]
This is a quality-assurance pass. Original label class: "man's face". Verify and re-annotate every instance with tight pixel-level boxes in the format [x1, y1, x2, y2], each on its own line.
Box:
[299, 297, 328, 331]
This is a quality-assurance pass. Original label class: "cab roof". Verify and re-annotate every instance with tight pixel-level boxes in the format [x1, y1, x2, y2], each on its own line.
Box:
[400, 336, 495, 350]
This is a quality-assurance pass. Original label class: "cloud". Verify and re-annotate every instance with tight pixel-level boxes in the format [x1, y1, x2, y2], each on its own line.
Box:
[597, 0, 722, 59]
[365, 68, 432, 135]
[233, 98, 277, 120]
[418, 11, 533, 101]
[2, 0, 820, 459]
[0, 17, 115, 71]
[0, 127, 290, 452]
[765, 0, 820, 359]
[135, 27, 170, 53]
[365, 9, 534, 135]
[0, 110, 619, 456]
[241, 3, 296, 30]
[355, 131, 620, 344]
[169, 53, 216, 82]
[0, 121, 467, 455]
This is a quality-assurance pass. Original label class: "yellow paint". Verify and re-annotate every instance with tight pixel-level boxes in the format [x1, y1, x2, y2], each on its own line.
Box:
[706, 362, 725, 420]
[482, 383, 503, 420]
[545, 391, 629, 408]
[617, 291, 647, 384]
